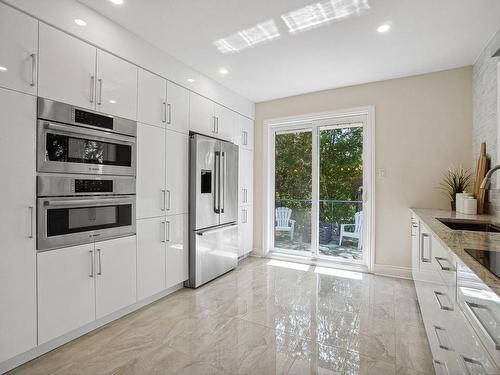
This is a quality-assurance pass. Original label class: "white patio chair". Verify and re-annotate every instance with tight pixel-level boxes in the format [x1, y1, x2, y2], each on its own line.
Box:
[275, 207, 296, 241]
[339, 211, 363, 249]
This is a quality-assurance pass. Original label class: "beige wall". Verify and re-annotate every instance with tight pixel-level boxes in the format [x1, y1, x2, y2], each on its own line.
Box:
[254, 67, 473, 269]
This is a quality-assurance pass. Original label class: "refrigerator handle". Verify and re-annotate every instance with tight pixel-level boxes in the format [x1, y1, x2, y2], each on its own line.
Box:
[220, 151, 225, 213]
[214, 151, 220, 214]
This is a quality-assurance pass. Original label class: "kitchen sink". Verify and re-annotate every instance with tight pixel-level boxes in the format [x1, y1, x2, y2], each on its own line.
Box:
[437, 218, 500, 233]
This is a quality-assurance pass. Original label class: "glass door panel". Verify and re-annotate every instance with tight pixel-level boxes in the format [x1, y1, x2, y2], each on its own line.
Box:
[274, 129, 312, 254]
[318, 123, 363, 261]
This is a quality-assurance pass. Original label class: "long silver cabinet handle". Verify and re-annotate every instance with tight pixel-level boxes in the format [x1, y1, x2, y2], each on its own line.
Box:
[166, 221, 171, 242]
[460, 355, 486, 374]
[30, 53, 36, 87]
[466, 301, 500, 351]
[220, 152, 225, 213]
[166, 190, 171, 211]
[96, 249, 102, 275]
[28, 206, 34, 238]
[420, 233, 432, 263]
[44, 122, 136, 144]
[89, 250, 94, 278]
[90, 76, 95, 103]
[433, 360, 450, 375]
[434, 326, 453, 351]
[434, 291, 454, 311]
[216, 117, 219, 134]
[97, 78, 103, 105]
[167, 103, 172, 124]
[162, 102, 167, 123]
[161, 221, 167, 243]
[212, 116, 217, 133]
[161, 189, 166, 211]
[435, 256, 454, 271]
[196, 223, 238, 236]
[44, 198, 129, 207]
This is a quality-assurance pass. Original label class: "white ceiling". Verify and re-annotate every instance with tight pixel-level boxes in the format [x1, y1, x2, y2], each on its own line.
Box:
[79, 0, 500, 102]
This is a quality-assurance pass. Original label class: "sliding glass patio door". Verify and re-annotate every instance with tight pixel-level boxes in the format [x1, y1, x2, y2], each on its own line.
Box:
[270, 113, 371, 266]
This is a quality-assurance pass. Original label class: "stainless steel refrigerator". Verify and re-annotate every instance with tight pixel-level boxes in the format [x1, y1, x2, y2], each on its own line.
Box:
[185, 134, 239, 288]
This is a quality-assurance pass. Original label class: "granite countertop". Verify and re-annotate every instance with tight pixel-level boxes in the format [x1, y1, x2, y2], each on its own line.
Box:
[410, 208, 500, 294]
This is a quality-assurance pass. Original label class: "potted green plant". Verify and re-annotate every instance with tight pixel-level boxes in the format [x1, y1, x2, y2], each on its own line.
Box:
[439, 166, 472, 211]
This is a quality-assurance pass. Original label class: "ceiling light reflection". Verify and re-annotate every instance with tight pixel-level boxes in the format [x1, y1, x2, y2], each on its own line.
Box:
[281, 0, 370, 34]
[0, 66, 7, 72]
[214, 19, 280, 54]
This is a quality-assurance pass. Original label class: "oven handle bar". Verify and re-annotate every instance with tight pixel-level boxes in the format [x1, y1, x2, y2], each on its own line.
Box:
[44, 198, 134, 207]
[44, 122, 136, 144]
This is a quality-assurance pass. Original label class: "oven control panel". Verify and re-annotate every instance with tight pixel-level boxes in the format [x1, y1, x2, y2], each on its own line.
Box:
[74, 108, 114, 130]
[74, 179, 113, 193]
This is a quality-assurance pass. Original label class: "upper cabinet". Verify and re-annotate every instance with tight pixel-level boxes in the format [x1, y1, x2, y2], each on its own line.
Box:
[167, 81, 189, 134]
[234, 114, 254, 150]
[39, 24, 138, 120]
[214, 103, 234, 141]
[96, 50, 138, 120]
[38, 23, 96, 110]
[0, 3, 38, 95]
[190, 92, 215, 136]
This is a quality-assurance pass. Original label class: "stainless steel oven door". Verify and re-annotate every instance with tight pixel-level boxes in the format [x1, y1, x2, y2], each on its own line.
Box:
[37, 195, 136, 251]
[37, 121, 136, 176]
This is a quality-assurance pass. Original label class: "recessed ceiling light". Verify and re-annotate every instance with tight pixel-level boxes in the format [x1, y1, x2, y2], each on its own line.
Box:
[109, 99, 117, 104]
[110, 0, 124, 4]
[187, 78, 195, 83]
[377, 23, 391, 33]
[0, 66, 7, 72]
[74, 19, 87, 27]
[219, 67, 229, 75]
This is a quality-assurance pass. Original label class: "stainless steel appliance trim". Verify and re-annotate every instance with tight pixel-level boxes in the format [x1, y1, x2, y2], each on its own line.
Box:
[465, 301, 500, 351]
[37, 174, 136, 197]
[214, 151, 220, 213]
[196, 222, 238, 236]
[43, 197, 131, 207]
[30, 53, 36, 87]
[37, 97, 137, 137]
[44, 122, 135, 144]
[220, 151, 225, 213]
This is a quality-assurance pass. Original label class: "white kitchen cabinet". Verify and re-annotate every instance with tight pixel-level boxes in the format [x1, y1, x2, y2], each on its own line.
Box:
[234, 114, 254, 150]
[38, 23, 96, 109]
[0, 88, 37, 362]
[238, 206, 254, 256]
[37, 244, 96, 344]
[137, 218, 167, 300]
[137, 122, 166, 219]
[167, 81, 189, 134]
[96, 49, 138, 120]
[137, 69, 167, 128]
[190, 92, 215, 136]
[0, 3, 38, 95]
[239, 148, 254, 206]
[165, 214, 188, 289]
[166, 130, 189, 215]
[214, 103, 234, 141]
[95, 236, 137, 319]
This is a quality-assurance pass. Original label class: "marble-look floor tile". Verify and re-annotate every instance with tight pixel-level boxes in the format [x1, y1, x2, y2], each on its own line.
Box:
[342, 350, 396, 375]
[395, 325, 434, 374]
[287, 338, 346, 375]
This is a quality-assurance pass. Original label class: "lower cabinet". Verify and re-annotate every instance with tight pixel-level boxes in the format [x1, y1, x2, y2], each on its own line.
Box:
[37, 236, 137, 344]
[238, 206, 253, 257]
[137, 214, 188, 299]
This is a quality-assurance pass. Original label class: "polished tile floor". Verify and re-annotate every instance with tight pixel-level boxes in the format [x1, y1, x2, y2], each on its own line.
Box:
[11, 257, 434, 375]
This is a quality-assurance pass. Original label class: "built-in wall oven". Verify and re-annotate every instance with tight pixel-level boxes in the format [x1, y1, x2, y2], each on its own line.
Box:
[36, 98, 137, 251]
[37, 174, 136, 251]
[37, 98, 136, 176]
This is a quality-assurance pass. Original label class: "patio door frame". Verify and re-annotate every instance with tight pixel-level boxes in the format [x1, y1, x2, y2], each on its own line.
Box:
[262, 106, 375, 272]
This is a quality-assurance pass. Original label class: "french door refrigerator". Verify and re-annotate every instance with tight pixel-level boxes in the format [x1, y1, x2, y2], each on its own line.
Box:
[186, 134, 239, 288]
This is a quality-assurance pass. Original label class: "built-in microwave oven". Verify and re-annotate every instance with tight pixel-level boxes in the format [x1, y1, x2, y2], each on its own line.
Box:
[37, 98, 136, 176]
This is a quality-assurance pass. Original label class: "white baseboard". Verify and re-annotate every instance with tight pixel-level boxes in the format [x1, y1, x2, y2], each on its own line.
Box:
[373, 264, 412, 280]
[0, 283, 184, 374]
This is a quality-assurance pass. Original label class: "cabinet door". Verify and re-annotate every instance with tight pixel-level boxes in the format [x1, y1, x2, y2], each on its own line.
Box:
[0, 4, 38, 95]
[137, 218, 166, 300]
[238, 206, 253, 256]
[38, 23, 96, 109]
[214, 103, 234, 141]
[137, 69, 167, 128]
[239, 148, 253, 206]
[240, 116, 254, 150]
[96, 49, 138, 120]
[165, 214, 188, 289]
[167, 81, 189, 134]
[166, 130, 188, 215]
[37, 244, 96, 344]
[0, 89, 36, 361]
[95, 236, 137, 319]
[189, 92, 215, 136]
[137, 123, 166, 219]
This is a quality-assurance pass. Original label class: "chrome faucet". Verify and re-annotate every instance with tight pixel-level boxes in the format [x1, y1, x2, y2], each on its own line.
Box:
[480, 164, 500, 189]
